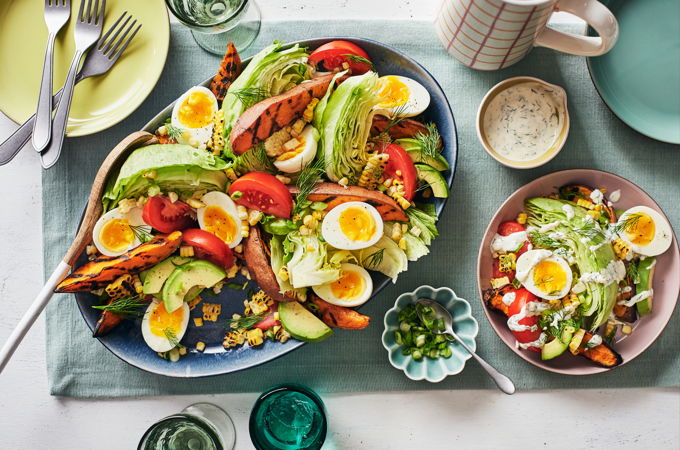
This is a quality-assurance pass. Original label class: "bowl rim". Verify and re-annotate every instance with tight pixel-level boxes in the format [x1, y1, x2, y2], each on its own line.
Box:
[381, 285, 479, 382]
[475, 76, 570, 170]
[476, 168, 680, 375]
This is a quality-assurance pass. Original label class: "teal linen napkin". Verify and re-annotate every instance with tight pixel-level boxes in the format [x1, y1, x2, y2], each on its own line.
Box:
[43, 20, 680, 397]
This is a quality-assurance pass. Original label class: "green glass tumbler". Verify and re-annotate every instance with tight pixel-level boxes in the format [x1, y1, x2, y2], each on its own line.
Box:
[165, 0, 261, 55]
[250, 384, 328, 450]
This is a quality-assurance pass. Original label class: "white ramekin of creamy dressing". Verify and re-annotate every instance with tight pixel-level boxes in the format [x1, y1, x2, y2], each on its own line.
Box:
[476, 77, 570, 169]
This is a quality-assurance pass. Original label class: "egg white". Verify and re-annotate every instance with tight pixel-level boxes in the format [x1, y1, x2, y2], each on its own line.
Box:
[92, 207, 151, 257]
[197, 191, 243, 248]
[141, 299, 190, 353]
[374, 75, 430, 118]
[617, 206, 672, 257]
[273, 125, 319, 173]
[321, 201, 384, 250]
[312, 263, 373, 307]
[516, 249, 573, 300]
[170, 86, 218, 147]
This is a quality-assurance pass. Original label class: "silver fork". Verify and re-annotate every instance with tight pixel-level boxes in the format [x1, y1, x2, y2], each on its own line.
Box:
[32, 0, 71, 152]
[40, 0, 105, 169]
[0, 12, 141, 166]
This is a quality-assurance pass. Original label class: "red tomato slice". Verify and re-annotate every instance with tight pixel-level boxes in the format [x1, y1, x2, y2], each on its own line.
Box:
[228, 172, 293, 219]
[254, 304, 280, 330]
[142, 195, 195, 233]
[497, 221, 530, 255]
[507, 288, 542, 352]
[492, 259, 515, 282]
[379, 142, 417, 201]
[308, 40, 372, 74]
[182, 228, 234, 269]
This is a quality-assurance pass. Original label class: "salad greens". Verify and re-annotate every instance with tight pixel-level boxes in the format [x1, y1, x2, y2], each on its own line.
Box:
[285, 231, 341, 288]
[318, 71, 383, 182]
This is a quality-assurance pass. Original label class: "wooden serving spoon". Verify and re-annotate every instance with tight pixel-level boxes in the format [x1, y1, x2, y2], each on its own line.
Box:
[0, 131, 158, 373]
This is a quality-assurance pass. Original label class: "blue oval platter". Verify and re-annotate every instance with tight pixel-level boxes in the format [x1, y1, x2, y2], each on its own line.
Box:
[74, 37, 458, 378]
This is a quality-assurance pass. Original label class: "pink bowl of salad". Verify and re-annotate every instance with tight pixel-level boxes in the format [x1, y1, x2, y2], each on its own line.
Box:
[477, 169, 679, 375]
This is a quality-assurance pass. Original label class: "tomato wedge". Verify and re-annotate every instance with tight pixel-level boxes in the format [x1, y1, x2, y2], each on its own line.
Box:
[498, 221, 529, 255]
[254, 304, 280, 330]
[379, 142, 417, 201]
[182, 228, 234, 269]
[142, 195, 195, 233]
[308, 40, 372, 75]
[228, 172, 293, 219]
[507, 288, 542, 352]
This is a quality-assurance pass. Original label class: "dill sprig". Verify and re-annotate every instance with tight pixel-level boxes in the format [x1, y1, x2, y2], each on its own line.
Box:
[294, 158, 325, 214]
[529, 232, 561, 249]
[626, 260, 640, 284]
[228, 87, 270, 109]
[363, 248, 384, 268]
[92, 296, 147, 318]
[163, 328, 185, 349]
[343, 53, 374, 70]
[573, 221, 604, 242]
[165, 124, 184, 142]
[612, 213, 643, 235]
[226, 311, 268, 330]
[130, 224, 153, 243]
[379, 103, 410, 135]
[413, 123, 442, 159]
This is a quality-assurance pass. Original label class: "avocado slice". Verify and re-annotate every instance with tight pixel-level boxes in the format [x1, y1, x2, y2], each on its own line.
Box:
[279, 301, 333, 343]
[415, 164, 449, 198]
[394, 138, 450, 171]
[542, 327, 574, 360]
[635, 257, 655, 316]
[161, 260, 226, 313]
[141, 256, 193, 295]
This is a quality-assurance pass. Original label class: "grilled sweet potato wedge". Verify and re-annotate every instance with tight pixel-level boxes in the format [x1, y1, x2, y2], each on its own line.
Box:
[308, 295, 370, 330]
[244, 226, 296, 303]
[371, 115, 436, 142]
[210, 42, 242, 101]
[290, 183, 409, 222]
[93, 309, 124, 337]
[614, 280, 637, 323]
[56, 232, 183, 293]
[483, 287, 622, 367]
[230, 73, 338, 155]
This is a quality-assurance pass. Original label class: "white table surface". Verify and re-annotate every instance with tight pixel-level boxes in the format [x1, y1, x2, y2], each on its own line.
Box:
[0, 1, 678, 449]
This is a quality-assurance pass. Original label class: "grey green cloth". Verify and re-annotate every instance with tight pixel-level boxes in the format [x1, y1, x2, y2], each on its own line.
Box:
[43, 20, 680, 397]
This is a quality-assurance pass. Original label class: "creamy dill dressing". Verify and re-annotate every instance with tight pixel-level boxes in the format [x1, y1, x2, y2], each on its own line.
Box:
[483, 81, 565, 162]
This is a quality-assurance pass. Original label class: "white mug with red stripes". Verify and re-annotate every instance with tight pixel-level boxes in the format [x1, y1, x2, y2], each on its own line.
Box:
[434, 0, 618, 70]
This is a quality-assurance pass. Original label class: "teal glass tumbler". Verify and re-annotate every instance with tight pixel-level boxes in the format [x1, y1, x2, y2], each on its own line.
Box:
[249, 384, 328, 450]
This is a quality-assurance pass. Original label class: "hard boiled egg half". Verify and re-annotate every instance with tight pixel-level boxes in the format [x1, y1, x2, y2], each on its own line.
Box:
[274, 125, 320, 173]
[374, 75, 430, 118]
[197, 191, 243, 248]
[171, 86, 218, 147]
[616, 206, 672, 257]
[141, 299, 190, 353]
[516, 249, 573, 301]
[92, 207, 151, 257]
[321, 201, 383, 250]
[313, 263, 373, 307]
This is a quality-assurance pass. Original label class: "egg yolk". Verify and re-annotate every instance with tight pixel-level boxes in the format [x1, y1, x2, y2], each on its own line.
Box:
[178, 91, 214, 128]
[149, 302, 185, 338]
[330, 270, 365, 301]
[624, 213, 655, 246]
[277, 137, 306, 161]
[99, 219, 134, 252]
[203, 205, 237, 243]
[532, 260, 567, 294]
[376, 76, 409, 109]
[339, 207, 376, 242]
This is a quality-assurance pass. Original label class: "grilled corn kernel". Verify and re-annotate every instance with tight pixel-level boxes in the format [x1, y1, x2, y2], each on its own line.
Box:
[248, 209, 263, 226]
[498, 253, 516, 272]
[612, 238, 630, 260]
[237, 205, 248, 220]
[299, 225, 311, 236]
[168, 191, 179, 203]
[234, 244, 243, 253]
[226, 264, 239, 278]
[241, 221, 250, 238]
[168, 348, 180, 362]
[563, 294, 581, 309]
[587, 210, 601, 220]
[277, 266, 289, 281]
[157, 125, 168, 136]
[593, 204, 604, 211]
[223, 330, 245, 348]
[398, 237, 407, 250]
[275, 327, 291, 343]
[576, 198, 594, 209]
[187, 296, 202, 311]
[312, 211, 324, 220]
[213, 281, 223, 294]
[516, 213, 528, 225]
[207, 109, 225, 154]
[202, 302, 222, 322]
[395, 196, 411, 210]
[118, 198, 137, 214]
[240, 267, 251, 280]
[490, 276, 510, 289]
[178, 346, 187, 356]
[303, 215, 318, 229]
[136, 196, 148, 208]
[302, 98, 320, 123]
[275, 174, 292, 185]
[247, 328, 264, 347]
[196, 341, 206, 352]
[225, 167, 238, 181]
[338, 177, 349, 187]
[105, 274, 134, 300]
[621, 324, 632, 335]
[186, 198, 205, 209]
[391, 224, 402, 241]
[180, 245, 195, 258]
[86, 245, 97, 256]
[291, 119, 306, 137]
[132, 276, 143, 294]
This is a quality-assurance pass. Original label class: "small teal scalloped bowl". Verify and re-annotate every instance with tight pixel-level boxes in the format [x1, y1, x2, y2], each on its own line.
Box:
[382, 286, 479, 383]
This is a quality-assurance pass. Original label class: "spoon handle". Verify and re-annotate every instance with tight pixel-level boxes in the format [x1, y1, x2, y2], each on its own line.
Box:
[449, 328, 516, 395]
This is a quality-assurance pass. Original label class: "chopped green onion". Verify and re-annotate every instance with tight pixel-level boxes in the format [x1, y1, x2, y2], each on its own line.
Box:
[392, 303, 456, 362]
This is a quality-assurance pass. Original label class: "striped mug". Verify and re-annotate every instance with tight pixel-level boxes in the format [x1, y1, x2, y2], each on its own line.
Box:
[434, 0, 618, 70]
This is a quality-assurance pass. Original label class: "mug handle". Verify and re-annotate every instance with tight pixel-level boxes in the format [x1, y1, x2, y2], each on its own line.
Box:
[535, 0, 619, 56]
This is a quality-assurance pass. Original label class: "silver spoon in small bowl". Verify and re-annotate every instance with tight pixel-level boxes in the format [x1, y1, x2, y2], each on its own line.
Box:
[416, 298, 516, 395]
